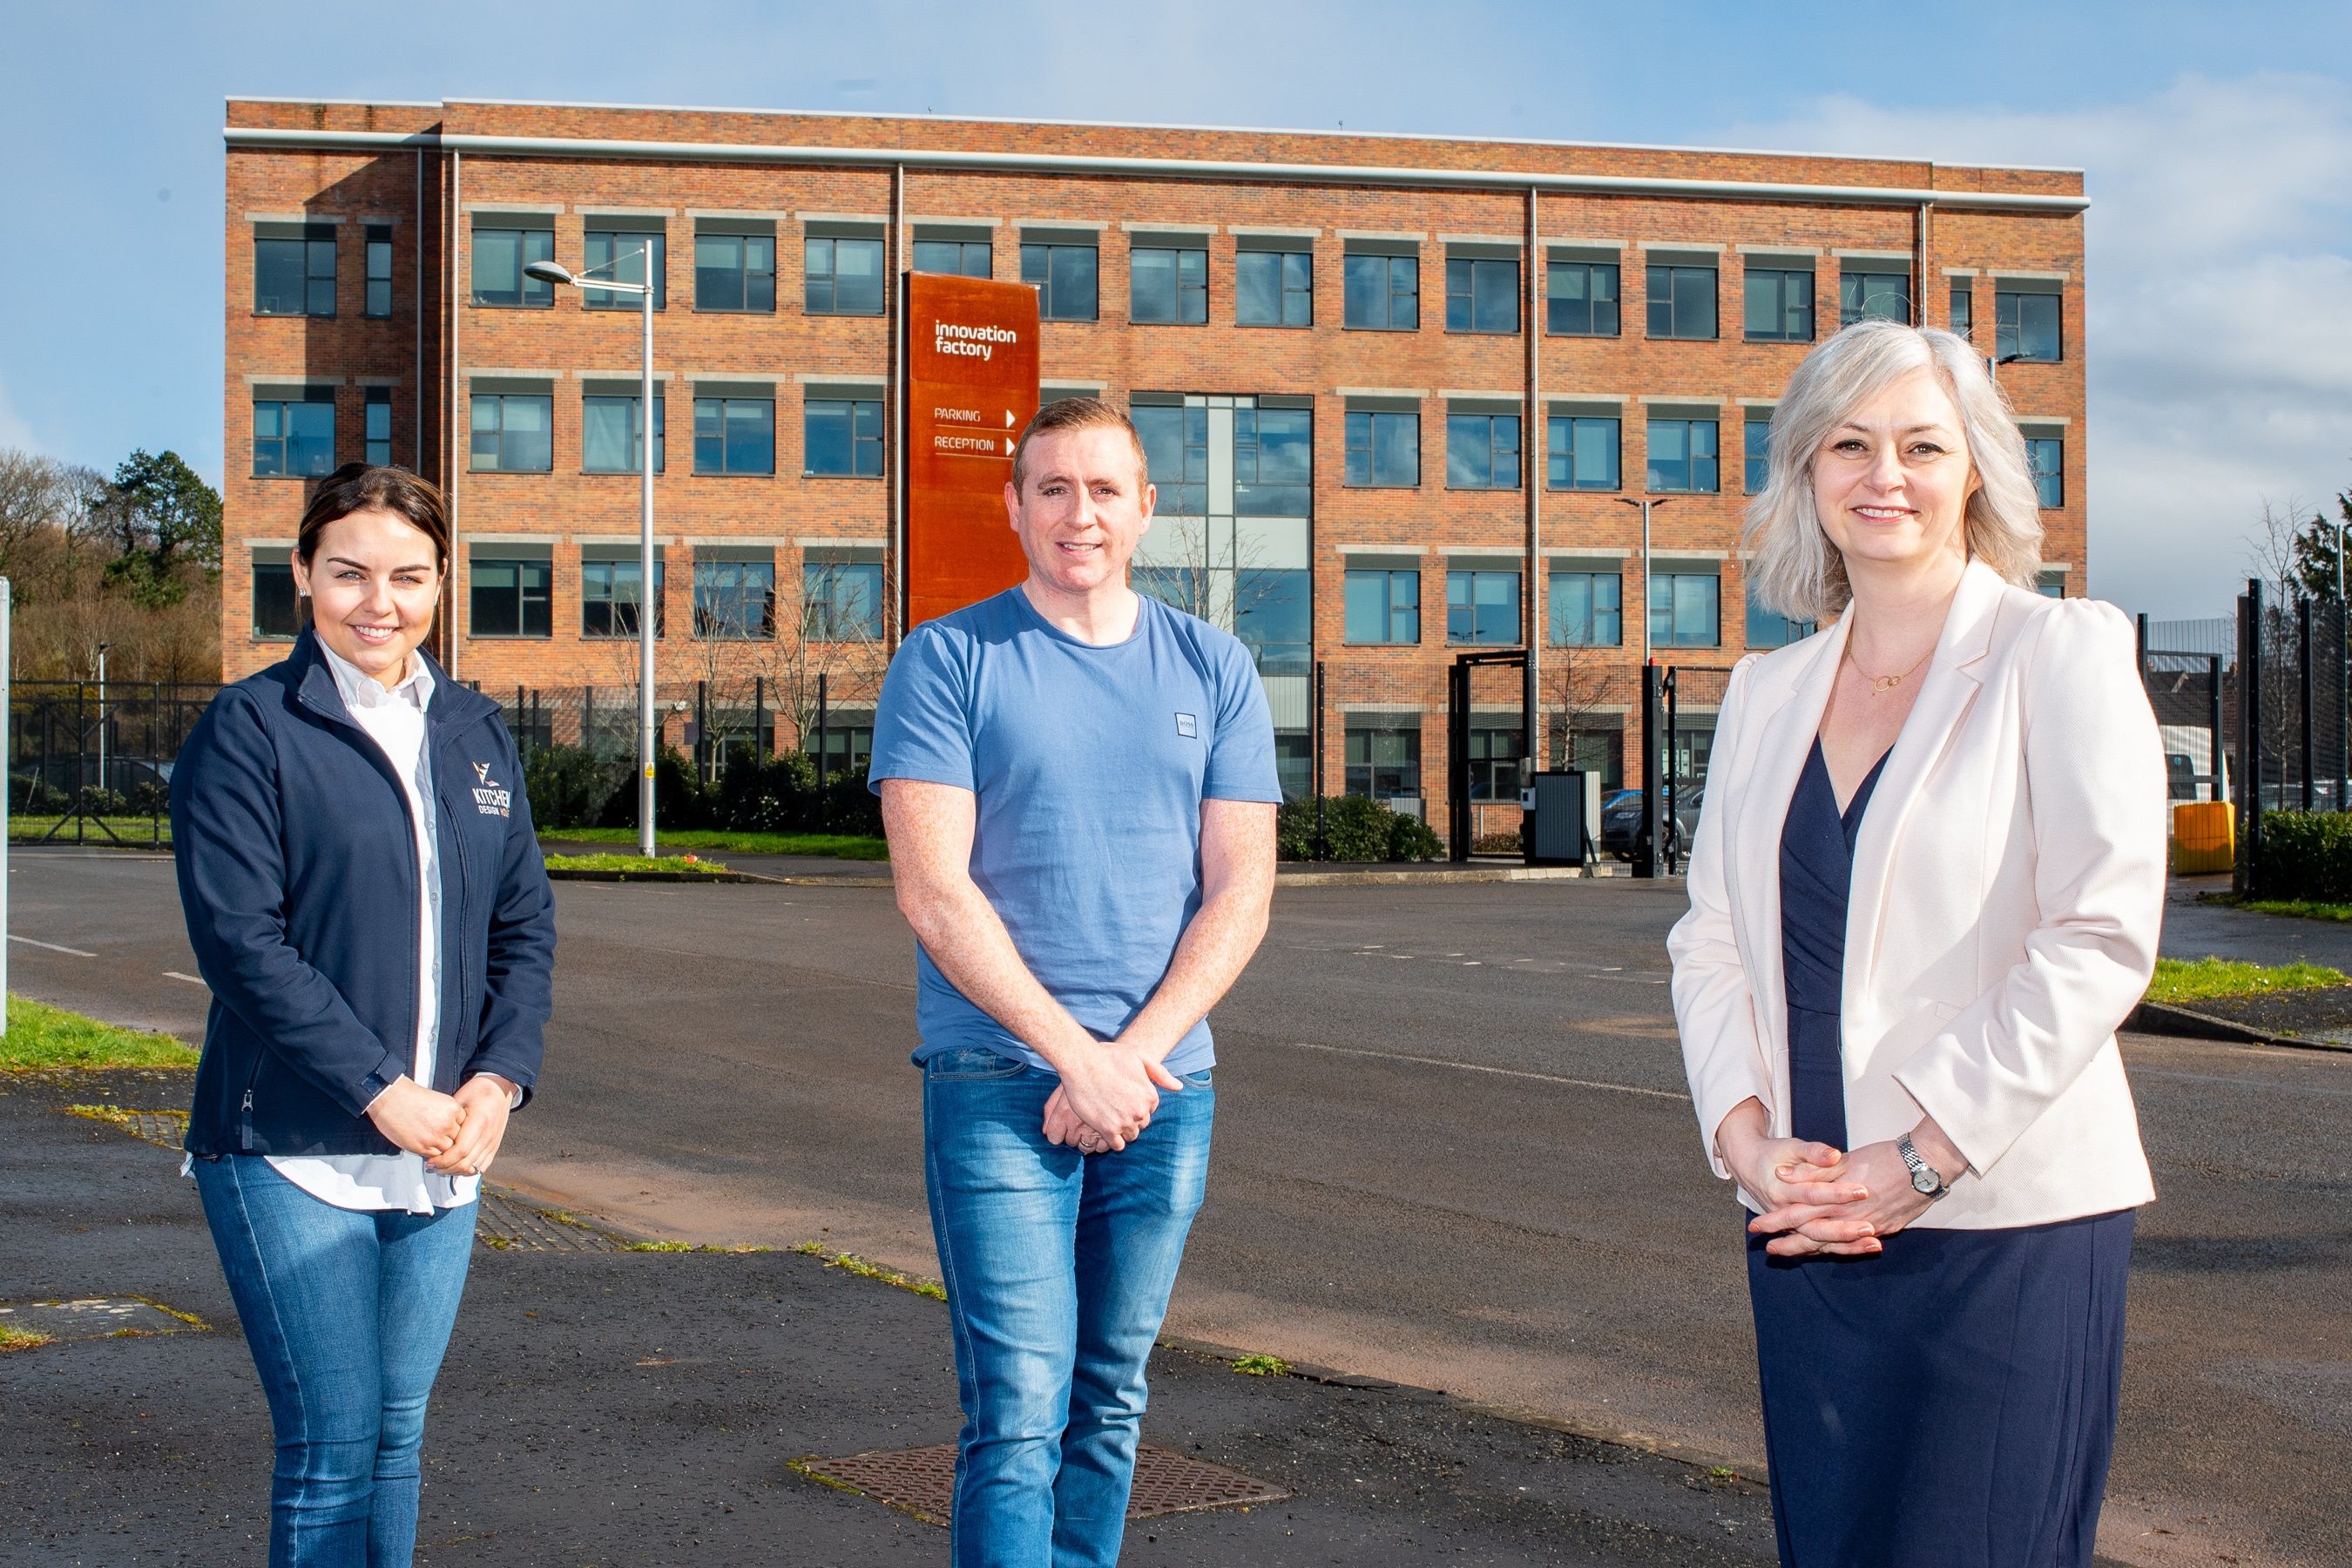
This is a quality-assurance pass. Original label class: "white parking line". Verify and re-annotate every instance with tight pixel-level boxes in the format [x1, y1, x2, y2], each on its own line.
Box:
[163, 971, 207, 987]
[1281, 1038, 1691, 1101]
[9, 935, 97, 957]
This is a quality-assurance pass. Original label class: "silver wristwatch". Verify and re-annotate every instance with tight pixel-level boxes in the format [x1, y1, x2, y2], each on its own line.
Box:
[1896, 1133, 1950, 1200]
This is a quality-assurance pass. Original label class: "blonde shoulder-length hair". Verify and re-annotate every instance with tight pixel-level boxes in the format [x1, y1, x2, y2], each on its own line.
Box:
[1741, 320, 2043, 623]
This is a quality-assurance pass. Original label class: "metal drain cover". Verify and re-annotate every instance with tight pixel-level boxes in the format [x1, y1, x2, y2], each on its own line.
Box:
[64, 1105, 188, 1148]
[473, 1190, 625, 1252]
[798, 1442, 1289, 1524]
[1, 1297, 206, 1345]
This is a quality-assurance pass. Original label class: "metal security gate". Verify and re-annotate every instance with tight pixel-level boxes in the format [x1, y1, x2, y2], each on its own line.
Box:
[1446, 650, 1527, 862]
[1636, 664, 1733, 878]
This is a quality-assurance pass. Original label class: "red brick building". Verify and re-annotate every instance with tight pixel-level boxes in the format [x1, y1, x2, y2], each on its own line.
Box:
[222, 98, 2086, 825]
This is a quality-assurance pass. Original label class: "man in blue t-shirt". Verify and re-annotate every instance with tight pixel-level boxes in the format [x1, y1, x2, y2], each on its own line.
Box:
[871, 397, 1280, 1565]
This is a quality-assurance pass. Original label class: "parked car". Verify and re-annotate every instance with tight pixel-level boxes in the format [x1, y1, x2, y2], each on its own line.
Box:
[1599, 787, 1703, 862]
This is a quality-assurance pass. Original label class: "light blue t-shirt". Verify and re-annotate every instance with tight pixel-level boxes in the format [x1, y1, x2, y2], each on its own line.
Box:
[868, 586, 1281, 1075]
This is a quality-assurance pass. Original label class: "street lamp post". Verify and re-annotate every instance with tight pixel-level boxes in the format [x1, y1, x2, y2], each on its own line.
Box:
[1612, 497, 1672, 666]
[525, 253, 659, 858]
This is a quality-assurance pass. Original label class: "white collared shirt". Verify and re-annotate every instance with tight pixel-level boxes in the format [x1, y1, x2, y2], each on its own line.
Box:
[269, 641, 476, 1213]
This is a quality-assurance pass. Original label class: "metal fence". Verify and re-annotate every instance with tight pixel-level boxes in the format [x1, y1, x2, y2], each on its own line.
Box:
[10, 681, 220, 846]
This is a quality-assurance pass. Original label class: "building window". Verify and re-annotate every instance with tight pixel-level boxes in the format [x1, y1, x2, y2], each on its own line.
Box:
[1949, 279, 1974, 340]
[253, 558, 304, 639]
[1650, 572, 1720, 648]
[583, 229, 665, 310]
[1546, 416, 1620, 490]
[1743, 267, 1813, 342]
[253, 396, 335, 477]
[1274, 733, 1312, 803]
[1345, 723, 1422, 801]
[1132, 565, 1207, 617]
[695, 233, 776, 312]
[1130, 245, 1207, 325]
[803, 561, 883, 640]
[1447, 569, 1521, 646]
[471, 226, 555, 308]
[1549, 571, 1622, 646]
[1236, 568, 1312, 673]
[693, 397, 774, 476]
[806, 725, 875, 777]
[1342, 253, 1418, 330]
[1445, 256, 1519, 334]
[805, 398, 884, 477]
[1446, 413, 1521, 490]
[1132, 402, 1207, 515]
[1997, 289, 2063, 362]
[913, 239, 990, 277]
[1466, 727, 1526, 801]
[2038, 570, 2067, 598]
[470, 394, 553, 473]
[1744, 416, 1772, 493]
[1344, 410, 1420, 488]
[805, 236, 885, 315]
[583, 558, 664, 638]
[1646, 263, 1717, 340]
[1647, 418, 1720, 493]
[364, 388, 393, 466]
[2028, 437, 2064, 508]
[693, 558, 776, 639]
[363, 225, 393, 318]
[1546, 260, 1619, 336]
[1236, 248, 1312, 327]
[582, 394, 664, 474]
[1233, 403, 1312, 516]
[1344, 569, 1420, 645]
[1021, 242, 1099, 321]
[1839, 268, 1912, 326]
[254, 226, 336, 317]
[1745, 597, 1816, 650]
[470, 558, 552, 639]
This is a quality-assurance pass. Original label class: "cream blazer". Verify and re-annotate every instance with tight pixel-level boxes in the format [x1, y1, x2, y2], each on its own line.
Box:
[1667, 560, 2166, 1229]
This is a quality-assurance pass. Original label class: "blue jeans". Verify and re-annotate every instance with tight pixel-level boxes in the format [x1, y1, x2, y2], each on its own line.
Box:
[922, 1045, 1215, 1568]
[192, 1154, 475, 1567]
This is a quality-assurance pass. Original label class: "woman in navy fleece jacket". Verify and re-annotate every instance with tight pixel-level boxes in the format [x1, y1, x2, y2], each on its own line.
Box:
[171, 463, 554, 1565]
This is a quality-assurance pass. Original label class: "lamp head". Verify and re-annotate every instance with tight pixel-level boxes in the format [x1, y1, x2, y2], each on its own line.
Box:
[523, 260, 577, 287]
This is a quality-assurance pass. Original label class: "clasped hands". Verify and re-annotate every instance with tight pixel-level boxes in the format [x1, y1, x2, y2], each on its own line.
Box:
[1718, 1100, 1965, 1258]
[364, 1074, 516, 1177]
[1041, 1042, 1183, 1156]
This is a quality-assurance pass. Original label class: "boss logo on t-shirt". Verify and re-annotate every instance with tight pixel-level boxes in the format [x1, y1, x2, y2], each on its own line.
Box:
[470, 760, 511, 817]
[1174, 713, 1198, 739]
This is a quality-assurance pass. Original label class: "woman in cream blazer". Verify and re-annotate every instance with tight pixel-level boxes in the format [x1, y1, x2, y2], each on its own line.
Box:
[1668, 321, 2166, 1567]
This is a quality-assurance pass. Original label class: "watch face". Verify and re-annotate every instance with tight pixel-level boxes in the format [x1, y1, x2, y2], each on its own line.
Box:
[1911, 1168, 1939, 1194]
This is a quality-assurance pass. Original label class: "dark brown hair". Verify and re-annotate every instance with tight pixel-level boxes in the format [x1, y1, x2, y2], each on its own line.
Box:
[295, 463, 451, 569]
[1009, 397, 1150, 497]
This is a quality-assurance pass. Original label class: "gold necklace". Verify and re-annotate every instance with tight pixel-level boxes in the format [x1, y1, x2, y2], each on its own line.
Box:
[1845, 637, 1934, 694]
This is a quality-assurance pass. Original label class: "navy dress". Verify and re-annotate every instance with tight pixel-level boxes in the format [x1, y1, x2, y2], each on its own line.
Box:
[1747, 739, 2134, 1568]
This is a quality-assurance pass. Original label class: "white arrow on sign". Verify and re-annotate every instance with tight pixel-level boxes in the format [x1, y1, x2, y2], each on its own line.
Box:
[1004, 410, 1017, 429]
[1004, 436, 1017, 455]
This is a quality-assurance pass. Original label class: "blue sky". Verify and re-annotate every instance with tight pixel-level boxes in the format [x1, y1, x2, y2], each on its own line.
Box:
[4, 0, 2349, 617]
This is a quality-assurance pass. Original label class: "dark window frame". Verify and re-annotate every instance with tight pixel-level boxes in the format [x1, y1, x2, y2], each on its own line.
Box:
[693, 558, 778, 640]
[1744, 416, 1772, 493]
[363, 387, 393, 467]
[581, 393, 666, 475]
[911, 238, 991, 277]
[1129, 243, 1208, 325]
[470, 226, 556, 308]
[1548, 570, 1623, 647]
[804, 234, 887, 316]
[470, 392, 554, 474]
[1344, 409, 1421, 489]
[693, 231, 777, 313]
[1645, 262, 1719, 341]
[1545, 259, 1620, 337]
[1996, 287, 2064, 363]
[1235, 247, 1313, 328]
[1445, 411, 1522, 490]
[1742, 267, 1815, 343]
[802, 560, 884, 640]
[251, 556, 305, 640]
[692, 396, 776, 476]
[1646, 416, 1721, 495]
[1342, 252, 1419, 331]
[582, 228, 666, 311]
[581, 556, 666, 639]
[1020, 241, 1101, 322]
[1132, 402, 1208, 515]
[1446, 568, 1522, 647]
[469, 555, 554, 639]
[363, 225, 393, 318]
[254, 227, 338, 317]
[253, 394, 336, 478]
[1444, 255, 1521, 335]
[2027, 436, 2065, 508]
[1839, 268, 1914, 327]
[1649, 571, 1721, 649]
[1546, 415, 1622, 491]
[803, 397, 885, 478]
[1343, 568, 1421, 646]
[1344, 722, 1423, 801]
[1949, 279, 1975, 340]
[1232, 402, 1313, 517]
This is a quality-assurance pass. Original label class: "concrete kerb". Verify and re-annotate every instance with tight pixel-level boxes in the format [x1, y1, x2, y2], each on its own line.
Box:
[2124, 999, 2352, 1055]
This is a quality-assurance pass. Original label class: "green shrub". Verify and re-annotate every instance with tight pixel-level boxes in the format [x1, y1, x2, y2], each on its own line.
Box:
[714, 750, 819, 832]
[2253, 810, 2352, 902]
[1274, 794, 1443, 862]
[817, 765, 884, 836]
[522, 744, 631, 831]
[595, 746, 712, 832]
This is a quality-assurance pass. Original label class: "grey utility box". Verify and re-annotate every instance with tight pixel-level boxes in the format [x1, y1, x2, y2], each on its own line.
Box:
[1525, 771, 1598, 866]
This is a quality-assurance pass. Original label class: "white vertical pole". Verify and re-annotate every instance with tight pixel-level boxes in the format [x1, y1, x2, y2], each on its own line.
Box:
[3, 577, 11, 1036]
[639, 272, 658, 860]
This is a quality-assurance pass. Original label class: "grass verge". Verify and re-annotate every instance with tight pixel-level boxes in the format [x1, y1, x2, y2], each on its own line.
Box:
[541, 828, 888, 861]
[8, 816, 170, 847]
[1, 996, 197, 1071]
[1230, 1353, 1290, 1376]
[793, 1240, 947, 1301]
[2235, 898, 2352, 923]
[542, 852, 731, 875]
[2146, 956, 2351, 1005]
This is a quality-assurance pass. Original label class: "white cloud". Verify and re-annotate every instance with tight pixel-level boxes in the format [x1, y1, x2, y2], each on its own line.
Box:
[0, 370, 37, 456]
[1725, 74, 2352, 618]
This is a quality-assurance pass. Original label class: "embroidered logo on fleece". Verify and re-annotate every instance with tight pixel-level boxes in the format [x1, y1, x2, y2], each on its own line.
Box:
[470, 761, 511, 817]
[1174, 713, 1198, 739]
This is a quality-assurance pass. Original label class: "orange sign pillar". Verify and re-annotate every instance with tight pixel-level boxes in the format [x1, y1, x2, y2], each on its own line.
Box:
[902, 273, 1042, 630]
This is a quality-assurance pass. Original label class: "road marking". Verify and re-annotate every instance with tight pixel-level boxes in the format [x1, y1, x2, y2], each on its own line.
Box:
[1281, 1039, 1690, 1101]
[9, 935, 97, 957]
[163, 971, 207, 987]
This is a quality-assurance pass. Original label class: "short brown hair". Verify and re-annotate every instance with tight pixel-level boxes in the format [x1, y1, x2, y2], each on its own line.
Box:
[1010, 397, 1150, 497]
[295, 463, 451, 569]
